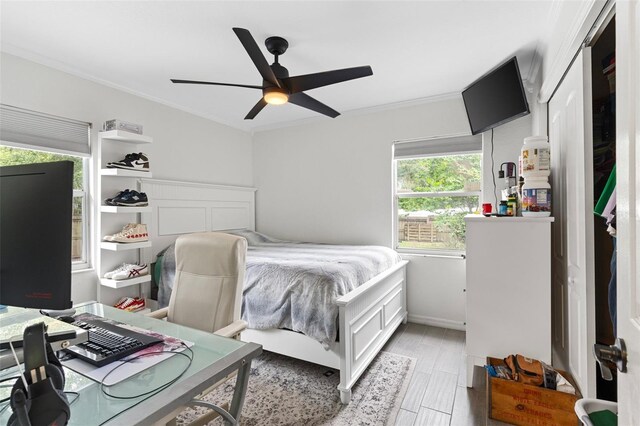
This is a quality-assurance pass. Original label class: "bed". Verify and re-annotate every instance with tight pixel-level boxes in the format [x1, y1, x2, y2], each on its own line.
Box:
[139, 178, 408, 403]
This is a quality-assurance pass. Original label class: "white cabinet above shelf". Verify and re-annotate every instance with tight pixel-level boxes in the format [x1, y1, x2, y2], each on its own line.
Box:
[101, 205, 152, 214]
[100, 168, 152, 178]
[100, 275, 151, 289]
[99, 130, 152, 144]
[100, 241, 152, 251]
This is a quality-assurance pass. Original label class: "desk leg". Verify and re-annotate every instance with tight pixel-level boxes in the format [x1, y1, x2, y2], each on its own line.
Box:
[228, 358, 252, 424]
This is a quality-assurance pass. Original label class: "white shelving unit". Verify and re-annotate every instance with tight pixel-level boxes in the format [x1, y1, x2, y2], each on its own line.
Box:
[96, 129, 153, 307]
[100, 241, 152, 251]
[99, 129, 153, 144]
[101, 206, 152, 214]
[100, 275, 152, 289]
[100, 168, 152, 178]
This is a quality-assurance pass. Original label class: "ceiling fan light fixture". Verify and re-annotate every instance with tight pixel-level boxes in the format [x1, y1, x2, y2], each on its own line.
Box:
[263, 89, 289, 105]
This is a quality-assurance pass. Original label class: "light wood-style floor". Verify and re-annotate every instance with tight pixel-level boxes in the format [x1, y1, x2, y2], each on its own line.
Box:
[384, 322, 509, 426]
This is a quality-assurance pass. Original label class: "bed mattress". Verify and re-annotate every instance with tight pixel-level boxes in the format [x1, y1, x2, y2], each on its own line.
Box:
[157, 230, 401, 347]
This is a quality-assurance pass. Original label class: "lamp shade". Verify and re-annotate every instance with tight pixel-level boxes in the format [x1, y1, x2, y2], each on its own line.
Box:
[263, 88, 289, 105]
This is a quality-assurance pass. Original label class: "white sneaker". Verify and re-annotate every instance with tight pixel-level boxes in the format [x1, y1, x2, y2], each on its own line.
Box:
[105, 224, 149, 243]
[103, 263, 138, 279]
[103, 224, 136, 242]
[112, 264, 149, 280]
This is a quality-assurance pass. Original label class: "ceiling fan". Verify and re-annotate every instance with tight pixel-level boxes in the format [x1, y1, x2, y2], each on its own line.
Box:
[171, 28, 373, 120]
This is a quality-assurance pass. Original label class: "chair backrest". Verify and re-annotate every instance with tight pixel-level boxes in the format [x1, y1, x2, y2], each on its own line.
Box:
[167, 232, 247, 333]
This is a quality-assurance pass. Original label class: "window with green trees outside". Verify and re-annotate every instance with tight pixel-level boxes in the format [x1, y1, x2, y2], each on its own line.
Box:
[396, 153, 482, 251]
[0, 146, 88, 267]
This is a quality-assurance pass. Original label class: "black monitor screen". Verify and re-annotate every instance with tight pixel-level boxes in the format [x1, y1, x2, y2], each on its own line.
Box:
[0, 161, 73, 309]
[462, 56, 530, 135]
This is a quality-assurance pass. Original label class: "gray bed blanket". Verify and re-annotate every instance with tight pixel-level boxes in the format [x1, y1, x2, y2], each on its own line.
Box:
[157, 230, 401, 347]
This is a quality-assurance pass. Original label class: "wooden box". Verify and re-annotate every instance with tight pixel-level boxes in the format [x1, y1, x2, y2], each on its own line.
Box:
[486, 357, 582, 426]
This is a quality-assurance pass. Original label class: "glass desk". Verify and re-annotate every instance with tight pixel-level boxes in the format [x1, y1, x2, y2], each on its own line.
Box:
[0, 302, 262, 425]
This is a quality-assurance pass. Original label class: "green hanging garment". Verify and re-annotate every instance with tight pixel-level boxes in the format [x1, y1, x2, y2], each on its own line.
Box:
[595, 165, 616, 216]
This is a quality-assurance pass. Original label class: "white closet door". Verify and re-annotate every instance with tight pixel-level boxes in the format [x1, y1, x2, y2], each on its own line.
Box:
[616, 0, 640, 423]
[548, 48, 596, 398]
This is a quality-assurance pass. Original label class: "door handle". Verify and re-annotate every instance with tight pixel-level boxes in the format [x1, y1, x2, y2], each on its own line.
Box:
[593, 338, 627, 381]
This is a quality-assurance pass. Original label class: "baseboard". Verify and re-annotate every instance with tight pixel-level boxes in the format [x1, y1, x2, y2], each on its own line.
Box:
[407, 314, 466, 331]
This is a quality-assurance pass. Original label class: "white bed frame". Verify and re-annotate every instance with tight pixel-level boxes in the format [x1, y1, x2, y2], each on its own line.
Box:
[139, 179, 408, 404]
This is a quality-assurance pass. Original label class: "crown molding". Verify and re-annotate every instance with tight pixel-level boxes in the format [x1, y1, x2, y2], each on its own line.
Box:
[250, 92, 462, 134]
[0, 45, 253, 133]
[3, 44, 462, 136]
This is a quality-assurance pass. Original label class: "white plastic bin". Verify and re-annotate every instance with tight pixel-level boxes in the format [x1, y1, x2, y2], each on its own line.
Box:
[574, 398, 618, 426]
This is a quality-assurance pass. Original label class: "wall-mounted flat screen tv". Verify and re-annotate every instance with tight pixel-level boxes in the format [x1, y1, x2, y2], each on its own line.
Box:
[462, 56, 530, 135]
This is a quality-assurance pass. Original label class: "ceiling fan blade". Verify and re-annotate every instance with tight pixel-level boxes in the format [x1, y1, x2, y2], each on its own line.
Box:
[170, 79, 263, 89]
[245, 98, 268, 120]
[282, 66, 373, 93]
[232, 28, 281, 88]
[289, 93, 340, 118]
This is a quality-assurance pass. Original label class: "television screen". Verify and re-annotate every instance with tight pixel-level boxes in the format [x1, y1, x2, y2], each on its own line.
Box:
[462, 56, 530, 135]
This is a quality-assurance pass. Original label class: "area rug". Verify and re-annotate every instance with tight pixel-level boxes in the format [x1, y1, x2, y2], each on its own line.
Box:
[177, 350, 416, 425]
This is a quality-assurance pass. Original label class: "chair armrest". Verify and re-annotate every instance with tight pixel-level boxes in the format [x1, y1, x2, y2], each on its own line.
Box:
[214, 320, 247, 338]
[145, 307, 169, 320]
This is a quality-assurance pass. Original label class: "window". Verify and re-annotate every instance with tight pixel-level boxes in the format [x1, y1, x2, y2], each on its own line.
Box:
[0, 104, 91, 269]
[0, 146, 90, 268]
[394, 135, 482, 252]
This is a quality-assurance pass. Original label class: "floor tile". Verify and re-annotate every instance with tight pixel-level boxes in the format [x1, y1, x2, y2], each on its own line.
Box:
[395, 409, 418, 426]
[415, 407, 451, 426]
[434, 348, 462, 374]
[420, 325, 446, 347]
[420, 370, 457, 414]
[401, 371, 430, 412]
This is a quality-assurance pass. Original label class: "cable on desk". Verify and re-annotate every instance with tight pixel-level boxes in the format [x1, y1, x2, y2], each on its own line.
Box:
[0, 376, 20, 404]
[66, 391, 80, 405]
[100, 343, 194, 400]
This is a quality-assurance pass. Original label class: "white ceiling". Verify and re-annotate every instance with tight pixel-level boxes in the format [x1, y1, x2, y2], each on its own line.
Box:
[1, 1, 554, 132]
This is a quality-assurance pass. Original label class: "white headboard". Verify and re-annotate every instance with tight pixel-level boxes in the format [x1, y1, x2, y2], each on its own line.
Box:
[139, 178, 256, 258]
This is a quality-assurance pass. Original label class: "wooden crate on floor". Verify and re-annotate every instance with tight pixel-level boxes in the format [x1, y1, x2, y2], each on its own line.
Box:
[486, 357, 582, 426]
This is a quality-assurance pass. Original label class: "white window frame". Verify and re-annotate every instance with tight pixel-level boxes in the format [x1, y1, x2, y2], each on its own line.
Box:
[72, 156, 91, 270]
[393, 150, 482, 256]
[0, 145, 92, 270]
[0, 105, 92, 271]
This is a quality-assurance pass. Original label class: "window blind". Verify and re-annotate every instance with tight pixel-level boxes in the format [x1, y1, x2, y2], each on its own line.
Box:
[394, 134, 482, 159]
[0, 104, 91, 157]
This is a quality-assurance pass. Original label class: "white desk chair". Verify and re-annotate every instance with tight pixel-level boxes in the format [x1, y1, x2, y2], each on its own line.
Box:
[147, 231, 247, 338]
[147, 232, 248, 425]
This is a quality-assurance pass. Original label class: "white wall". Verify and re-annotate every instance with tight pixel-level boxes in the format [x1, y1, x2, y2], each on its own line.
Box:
[481, 116, 534, 206]
[1, 53, 253, 303]
[253, 97, 532, 328]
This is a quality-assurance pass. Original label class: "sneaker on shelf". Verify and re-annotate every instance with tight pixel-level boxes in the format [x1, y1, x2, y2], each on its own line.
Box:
[114, 190, 148, 207]
[114, 297, 134, 309]
[104, 189, 130, 206]
[111, 264, 149, 281]
[103, 223, 136, 241]
[117, 297, 138, 311]
[117, 297, 145, 312]
[104, 263, 138, 279]
[108, 223, 148, 243]
[106, 153, 149, 171]
[124, 298, 146, 312]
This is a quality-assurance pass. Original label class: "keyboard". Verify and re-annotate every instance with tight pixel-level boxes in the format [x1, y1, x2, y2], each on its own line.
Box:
[63, 317, 162, 367]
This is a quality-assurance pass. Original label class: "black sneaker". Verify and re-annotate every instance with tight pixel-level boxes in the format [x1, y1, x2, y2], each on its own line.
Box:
[107, 153, 150, 171]
[114, 190, 148, 207]
[105, 189, 131, 206]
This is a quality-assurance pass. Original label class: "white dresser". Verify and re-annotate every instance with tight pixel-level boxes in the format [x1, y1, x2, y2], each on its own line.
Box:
[464, 215, 554, 387]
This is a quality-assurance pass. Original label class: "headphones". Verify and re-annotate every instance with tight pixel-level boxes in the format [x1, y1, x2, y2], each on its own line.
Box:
[8, 322, 70, 426]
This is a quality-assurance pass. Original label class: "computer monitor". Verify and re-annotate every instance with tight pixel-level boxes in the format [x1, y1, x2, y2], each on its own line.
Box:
[0, 161, 74, 309]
